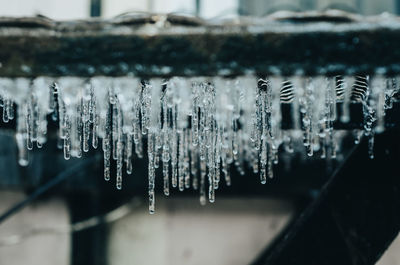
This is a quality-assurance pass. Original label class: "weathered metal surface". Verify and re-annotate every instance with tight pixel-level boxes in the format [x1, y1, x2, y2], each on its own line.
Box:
[0, 11, 400, 77]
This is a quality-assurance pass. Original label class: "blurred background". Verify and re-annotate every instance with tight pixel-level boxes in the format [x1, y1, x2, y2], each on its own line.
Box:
[0, 0, 399, 19]
[0, 1, 400, 265]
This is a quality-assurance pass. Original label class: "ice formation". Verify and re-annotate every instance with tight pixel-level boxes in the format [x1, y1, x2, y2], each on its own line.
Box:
[0, 75, 396, 213]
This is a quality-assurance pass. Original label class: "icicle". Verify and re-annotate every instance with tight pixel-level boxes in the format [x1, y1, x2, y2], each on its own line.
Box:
[125, 134, 133, 175]
[199, 159, 207, 205]
[299, 77, 315, 157]
[171, 121, 178, 188]
[5, 99, 14, 121]
[116, 139, 123, 189]
[63, 114, 71, 160]
[116, 100, 124, 190]
[208, 165, 216, 203]
[178, 131, 185, 191]
[370, 76, 385, 134]
[161, 87, 170, 195]
[8, 101, 14, 121]
[163, 162, 169, 196]
[141, 81, 151, 135]
[148, 133, 156, 214]
[25, 95, 34, 150]
[73, 102, 83, 158]
[260, 136, 267, 184]
[191, 144, 199, 190]
[112, 102, 118, 160]
[82, 113, 90, 152]
[16, 104, 28, 166]
[2, 98, 9, 123]
[103, 99, 112, 181]
[191, 81, 200, 147]
[214, 128, 221, 189]
[92, 114, 99, 149]
[88, 82, 96, 124]
[49, 83, 59, 121]
[146, 78, 163, 212]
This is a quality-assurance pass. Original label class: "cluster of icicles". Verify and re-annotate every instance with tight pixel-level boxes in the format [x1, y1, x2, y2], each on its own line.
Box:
[0, 75, 396, 213]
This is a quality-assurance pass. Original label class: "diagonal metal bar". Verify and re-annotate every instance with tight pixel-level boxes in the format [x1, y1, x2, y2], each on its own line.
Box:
[251, 129, 400, 265]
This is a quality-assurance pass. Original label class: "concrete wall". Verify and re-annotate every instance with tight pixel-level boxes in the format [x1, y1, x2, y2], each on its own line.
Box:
[108, 197, 293, 265]
[0, 191, 70, 265]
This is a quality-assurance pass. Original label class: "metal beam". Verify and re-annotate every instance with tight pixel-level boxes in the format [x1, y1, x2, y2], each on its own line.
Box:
[1, 11, 400, 77]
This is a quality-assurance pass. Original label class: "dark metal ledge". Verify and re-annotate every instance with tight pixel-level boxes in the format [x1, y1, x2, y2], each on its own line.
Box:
[1, 11, 400, 77]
